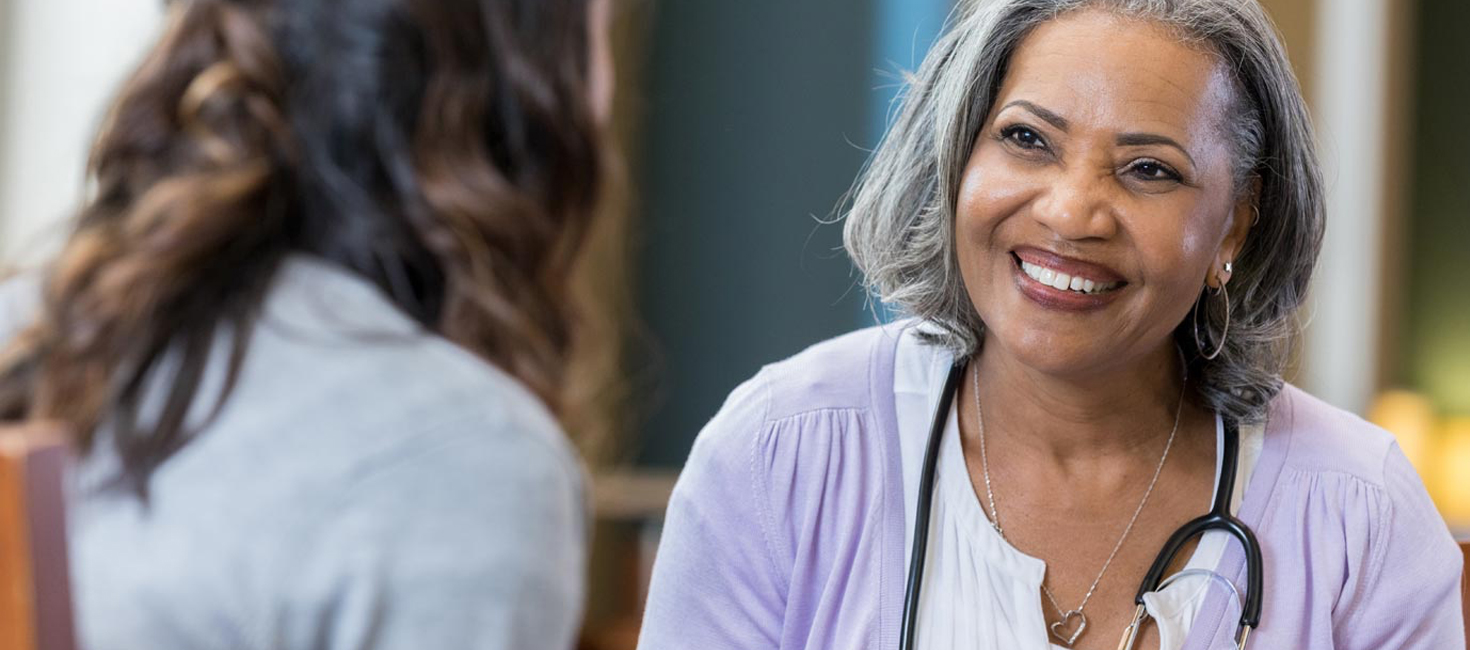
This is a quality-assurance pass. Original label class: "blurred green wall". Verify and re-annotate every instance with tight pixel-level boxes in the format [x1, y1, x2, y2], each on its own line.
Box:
[1405, 0, 1470, 414]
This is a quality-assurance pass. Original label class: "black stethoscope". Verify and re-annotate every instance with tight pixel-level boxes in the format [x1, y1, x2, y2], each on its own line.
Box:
[899, 362, 1264, 650]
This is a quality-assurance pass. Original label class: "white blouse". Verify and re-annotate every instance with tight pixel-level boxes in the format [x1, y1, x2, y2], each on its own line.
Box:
[894, 327, 1263, 650]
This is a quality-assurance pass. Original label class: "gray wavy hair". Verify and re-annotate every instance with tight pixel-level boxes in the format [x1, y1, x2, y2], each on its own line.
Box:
[844, 0, 1324, 424]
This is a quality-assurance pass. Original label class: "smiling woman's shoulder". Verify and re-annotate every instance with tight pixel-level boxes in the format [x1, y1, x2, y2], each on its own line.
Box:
[671, 320, 915, 523]
[645, 322, 914, 649]
[1269, 384, 1408, 488]
[748, 320, 914, 421]
[1260, 384, 1463, 647]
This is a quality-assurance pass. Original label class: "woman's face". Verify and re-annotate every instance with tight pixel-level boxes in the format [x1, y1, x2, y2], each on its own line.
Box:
[956, 9, 1253, 378]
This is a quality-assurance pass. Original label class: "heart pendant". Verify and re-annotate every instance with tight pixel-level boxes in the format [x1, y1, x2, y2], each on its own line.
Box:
[1049, 609, 1088, 647]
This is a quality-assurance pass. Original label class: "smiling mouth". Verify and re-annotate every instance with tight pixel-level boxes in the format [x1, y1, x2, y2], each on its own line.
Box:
[1010, 252, 1125, 295]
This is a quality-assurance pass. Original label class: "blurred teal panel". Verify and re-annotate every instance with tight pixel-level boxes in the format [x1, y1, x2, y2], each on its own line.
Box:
[632, 0, 953, 466]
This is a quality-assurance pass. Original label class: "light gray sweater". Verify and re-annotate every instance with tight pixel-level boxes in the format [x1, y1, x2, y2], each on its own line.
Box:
[0, 255, 587, 650]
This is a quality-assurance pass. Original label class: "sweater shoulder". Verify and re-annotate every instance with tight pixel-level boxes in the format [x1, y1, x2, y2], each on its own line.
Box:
[755, 321, 908, 422]
[1271, 384, 1399, 488]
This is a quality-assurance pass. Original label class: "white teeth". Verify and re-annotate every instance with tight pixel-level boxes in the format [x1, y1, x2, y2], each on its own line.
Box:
[1019, 260, 1119, 295]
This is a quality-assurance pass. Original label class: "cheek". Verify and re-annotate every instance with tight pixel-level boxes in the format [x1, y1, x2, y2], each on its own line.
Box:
[1152, 147, 1238, 282]
[1131, 203, 1223, 324]
[955, 144, 1033, 265]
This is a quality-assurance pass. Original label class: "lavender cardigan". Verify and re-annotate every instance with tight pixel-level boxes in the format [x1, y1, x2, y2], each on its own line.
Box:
[639, 323, 1464, 649]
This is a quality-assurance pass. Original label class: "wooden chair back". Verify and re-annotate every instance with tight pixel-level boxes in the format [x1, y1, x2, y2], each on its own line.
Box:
[0, 426, 77, 650]
[1461, 539, 1469, 647]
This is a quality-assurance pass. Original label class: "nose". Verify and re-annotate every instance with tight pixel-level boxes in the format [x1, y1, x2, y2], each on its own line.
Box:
[1030, 167, 1119, 241]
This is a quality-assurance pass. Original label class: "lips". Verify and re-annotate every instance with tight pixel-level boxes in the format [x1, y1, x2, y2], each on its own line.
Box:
[1009, 246, 1128, 312]
[1011, 247, 1126, 285]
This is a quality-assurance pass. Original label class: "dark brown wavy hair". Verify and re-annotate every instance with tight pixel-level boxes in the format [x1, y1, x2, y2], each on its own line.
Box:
[0, 0, 603, 494]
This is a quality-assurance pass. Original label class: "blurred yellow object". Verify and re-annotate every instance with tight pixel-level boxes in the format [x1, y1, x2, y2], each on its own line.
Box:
[1436, 418, 1470, 526]
[1369, 390, 1439, 484]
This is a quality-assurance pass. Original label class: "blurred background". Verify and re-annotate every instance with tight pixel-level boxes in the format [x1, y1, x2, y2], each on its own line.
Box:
[0, 0, 1465, 647]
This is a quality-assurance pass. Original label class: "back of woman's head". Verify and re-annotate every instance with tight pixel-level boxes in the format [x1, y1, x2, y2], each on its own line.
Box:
[0, 0, 603, 493]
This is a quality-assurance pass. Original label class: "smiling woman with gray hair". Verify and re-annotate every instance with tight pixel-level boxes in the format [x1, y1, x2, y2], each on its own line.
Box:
[638, 1, 1464, 649]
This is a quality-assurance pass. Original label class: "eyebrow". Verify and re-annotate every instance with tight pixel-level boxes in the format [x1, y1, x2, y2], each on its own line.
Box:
[1116, 132, 1196, 168]
[1001, 100, 1069, 131]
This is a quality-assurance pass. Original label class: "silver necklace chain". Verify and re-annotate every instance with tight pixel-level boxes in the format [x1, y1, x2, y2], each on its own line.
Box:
[970, 363, 1184, 647]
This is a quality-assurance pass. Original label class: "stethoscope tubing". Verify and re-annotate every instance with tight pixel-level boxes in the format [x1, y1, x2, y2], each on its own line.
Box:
[898, 362, 964, 650]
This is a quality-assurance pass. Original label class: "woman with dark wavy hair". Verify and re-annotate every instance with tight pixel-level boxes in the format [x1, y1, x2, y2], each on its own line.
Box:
[0, 0, 612, 647]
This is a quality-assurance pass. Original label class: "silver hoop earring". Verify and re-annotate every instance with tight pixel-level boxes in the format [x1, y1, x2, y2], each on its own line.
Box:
[1193, 282, 1231, 360]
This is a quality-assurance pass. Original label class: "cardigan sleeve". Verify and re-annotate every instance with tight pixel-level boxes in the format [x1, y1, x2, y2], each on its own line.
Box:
[638, 370, 789, 650]
[1334, 443, 1464, 649]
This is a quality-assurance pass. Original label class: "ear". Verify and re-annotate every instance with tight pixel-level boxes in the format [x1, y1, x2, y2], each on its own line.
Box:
[1210, 176, 1261, 289]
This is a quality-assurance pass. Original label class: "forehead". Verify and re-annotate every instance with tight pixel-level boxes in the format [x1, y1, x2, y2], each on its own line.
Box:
[993, 9, 1235, 140]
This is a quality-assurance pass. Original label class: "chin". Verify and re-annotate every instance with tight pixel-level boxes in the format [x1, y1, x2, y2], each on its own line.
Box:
[987, 323, 1109, 376]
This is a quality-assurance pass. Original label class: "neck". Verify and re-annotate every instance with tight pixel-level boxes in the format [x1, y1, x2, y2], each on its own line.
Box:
[969, 335, 1190, 464]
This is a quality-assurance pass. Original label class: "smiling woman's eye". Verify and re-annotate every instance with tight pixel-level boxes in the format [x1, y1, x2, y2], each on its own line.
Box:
[1127, 160, 1182, 182]
[999, 124, 1047, 150]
